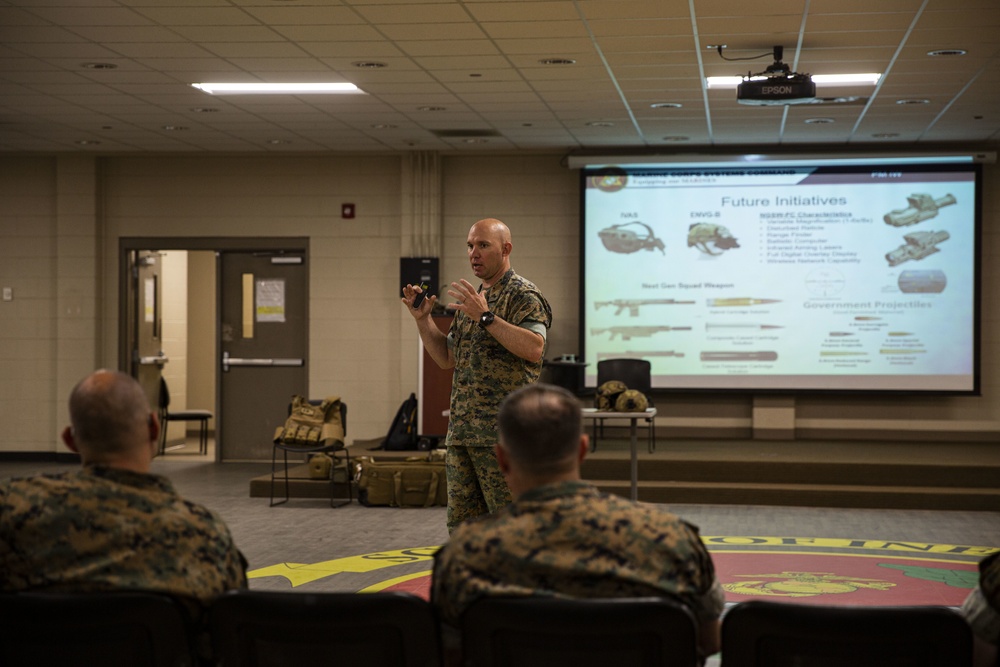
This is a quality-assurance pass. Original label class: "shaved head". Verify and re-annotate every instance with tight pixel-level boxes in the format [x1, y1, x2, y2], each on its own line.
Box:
[467, 218, 513, 287]
[471, 218, 511, 245]
[68, 370, 153, 458]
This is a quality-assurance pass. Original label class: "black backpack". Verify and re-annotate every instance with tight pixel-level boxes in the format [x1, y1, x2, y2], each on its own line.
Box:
[378, 393, 419, 451]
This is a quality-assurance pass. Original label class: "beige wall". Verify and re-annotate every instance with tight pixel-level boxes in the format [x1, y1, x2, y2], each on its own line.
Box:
[187, 251, 216, 421]
[0, 151, 996, 455]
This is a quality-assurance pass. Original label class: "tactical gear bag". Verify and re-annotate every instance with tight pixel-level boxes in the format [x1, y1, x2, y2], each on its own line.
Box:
[308, 453, 333, 479]
[377, 393, 419, 451]
[354, 455, 447, 507]
[273, 395, 345, 448]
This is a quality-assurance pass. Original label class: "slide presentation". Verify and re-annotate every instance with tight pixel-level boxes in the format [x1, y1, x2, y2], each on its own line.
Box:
[581, 156, 980, 393]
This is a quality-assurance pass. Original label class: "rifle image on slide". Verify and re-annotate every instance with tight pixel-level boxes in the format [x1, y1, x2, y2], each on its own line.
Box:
[597, 350, 685, 360]
[591, 326, 691, 341]
[595, 298, 696, 317]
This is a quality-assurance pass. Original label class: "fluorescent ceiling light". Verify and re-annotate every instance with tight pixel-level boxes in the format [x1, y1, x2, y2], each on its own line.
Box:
[707, 73, 881, 88]
[191, 82, 364, 95]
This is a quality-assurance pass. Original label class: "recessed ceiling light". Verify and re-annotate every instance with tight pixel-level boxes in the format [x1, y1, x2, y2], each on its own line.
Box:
[896, 99, 930, 105]
[417, 106, 446, 111]
[586, 121, 614, 127]
[75, 140, 101, 145]
[81, 62, 117, 70]
[650, 102, 683, 109]
[352, 61, 387, 69]
[927, 49, 966, 57]
[463, 138, 488, 144]
[191, 82, 364, 95]
[267, 139, 290, 144]
[538, 58, 576, 66]
[872, 133, 900, 138]
[370, 124, 397, 129]
[162, 125, 188, 131]
[470, 73, 482, 78]
[662, 136, 689, 142]
[190, 107, 219, 113]
[804, 117, 835, 124]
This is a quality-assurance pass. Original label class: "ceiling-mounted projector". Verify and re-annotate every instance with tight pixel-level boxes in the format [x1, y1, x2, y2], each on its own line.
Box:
[737, 45, 816, 106]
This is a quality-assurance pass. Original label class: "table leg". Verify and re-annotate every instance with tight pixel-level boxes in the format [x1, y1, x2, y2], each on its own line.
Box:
[630, 419, 638, 501]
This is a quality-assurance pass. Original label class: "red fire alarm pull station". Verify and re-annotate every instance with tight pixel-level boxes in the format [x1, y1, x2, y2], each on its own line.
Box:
[342, 203, 355, 219]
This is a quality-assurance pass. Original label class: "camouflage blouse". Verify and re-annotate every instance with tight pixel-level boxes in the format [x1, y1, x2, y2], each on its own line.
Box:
[0, 465, 247, 600]
[431, 480, 725, 626]
[446, 268, 552, 448]
[962, 551, 1000, 643]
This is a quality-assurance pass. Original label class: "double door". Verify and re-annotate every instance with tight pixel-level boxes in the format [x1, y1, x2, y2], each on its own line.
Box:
[126, 245, 309, 461]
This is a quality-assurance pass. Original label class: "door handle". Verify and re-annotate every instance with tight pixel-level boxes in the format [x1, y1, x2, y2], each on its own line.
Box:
[139, 352, 169, 366]
[222, 351, 304, 372]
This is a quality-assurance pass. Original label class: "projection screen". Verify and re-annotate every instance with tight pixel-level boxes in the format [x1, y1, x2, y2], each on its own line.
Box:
[578, 154, 982, 393]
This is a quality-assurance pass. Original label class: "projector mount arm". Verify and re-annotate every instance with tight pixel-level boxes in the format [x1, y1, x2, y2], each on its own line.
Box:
[747, 46, 810, 82]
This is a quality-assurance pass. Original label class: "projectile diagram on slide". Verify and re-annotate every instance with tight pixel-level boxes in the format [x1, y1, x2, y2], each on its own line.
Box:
[582, 161, 977, 391]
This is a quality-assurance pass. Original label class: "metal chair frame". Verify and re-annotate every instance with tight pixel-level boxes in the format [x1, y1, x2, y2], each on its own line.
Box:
[157, 376, 212, 456]
[270, 399, 351, 507]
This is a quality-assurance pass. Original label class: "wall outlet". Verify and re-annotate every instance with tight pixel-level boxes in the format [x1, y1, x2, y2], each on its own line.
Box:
[2, 287, 11, 301]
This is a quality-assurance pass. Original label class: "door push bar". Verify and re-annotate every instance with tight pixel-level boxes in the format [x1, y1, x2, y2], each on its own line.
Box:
[222, 351, 305, 372]
[138, 351, 169, 366]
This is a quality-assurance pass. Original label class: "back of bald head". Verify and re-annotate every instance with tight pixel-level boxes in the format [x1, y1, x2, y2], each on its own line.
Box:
[69, 370, 152, 456]
[497, 383, 582, 476]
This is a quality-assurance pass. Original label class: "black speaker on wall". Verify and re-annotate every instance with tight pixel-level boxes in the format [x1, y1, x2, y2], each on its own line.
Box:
[399, 257, 439, 300]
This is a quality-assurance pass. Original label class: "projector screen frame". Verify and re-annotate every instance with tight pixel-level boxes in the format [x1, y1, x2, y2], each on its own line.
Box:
[576, 153, 983, 396]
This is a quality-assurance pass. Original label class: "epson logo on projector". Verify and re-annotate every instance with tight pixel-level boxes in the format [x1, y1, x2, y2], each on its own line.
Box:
[763, 85, 793, 94]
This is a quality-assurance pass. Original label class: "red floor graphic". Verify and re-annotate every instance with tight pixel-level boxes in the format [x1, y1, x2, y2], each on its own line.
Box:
[249, 537, 993, 609]
[368, 539, 988, 607]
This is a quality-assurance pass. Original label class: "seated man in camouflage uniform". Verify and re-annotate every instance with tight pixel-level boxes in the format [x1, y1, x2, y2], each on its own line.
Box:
[431, 383, 724, 663]
[0, 369, 247, 601]
[962, 551, 999, 667]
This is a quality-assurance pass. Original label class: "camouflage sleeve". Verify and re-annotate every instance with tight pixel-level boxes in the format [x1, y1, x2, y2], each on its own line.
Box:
[979, 552, 1000, 609]
[0, 484, 10, 565]
[962, 586, 1000, 645]
[691, 578, 726, 623]
[502, 285, 551, 330]
[430, 545, 461, 626]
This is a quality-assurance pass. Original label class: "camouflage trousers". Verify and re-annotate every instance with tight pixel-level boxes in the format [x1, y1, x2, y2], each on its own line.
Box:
[446, 445, 512, 533]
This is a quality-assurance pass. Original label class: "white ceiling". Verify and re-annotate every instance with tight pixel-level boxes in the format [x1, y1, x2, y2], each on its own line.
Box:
[1, 0, 998, 154]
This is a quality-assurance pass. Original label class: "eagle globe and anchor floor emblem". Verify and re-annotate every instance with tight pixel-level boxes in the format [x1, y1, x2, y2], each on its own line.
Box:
[246, 536, 992, 607]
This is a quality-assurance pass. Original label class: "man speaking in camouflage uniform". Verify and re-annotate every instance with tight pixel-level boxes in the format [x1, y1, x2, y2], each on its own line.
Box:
[0, 369, 247, 601]
[402, 218, 551, 533]
[431, 383, 724, 662]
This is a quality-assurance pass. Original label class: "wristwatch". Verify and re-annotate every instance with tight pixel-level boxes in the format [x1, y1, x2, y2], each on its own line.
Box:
[479, 311, 496, 329]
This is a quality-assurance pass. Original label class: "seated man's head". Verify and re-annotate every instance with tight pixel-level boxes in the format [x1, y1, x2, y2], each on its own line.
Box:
[61, 370, 159, 470]
[495, 383, 588, 496]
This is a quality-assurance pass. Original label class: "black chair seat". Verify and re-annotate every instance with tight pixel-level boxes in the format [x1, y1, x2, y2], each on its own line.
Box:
[594, 358, 656, 453]
[721, 600, 973, 667]
[209, 590, 440, 667]
[460, 596, 700, 667]
[0, 591, 198, 667]
[158, 377, 212, 456]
